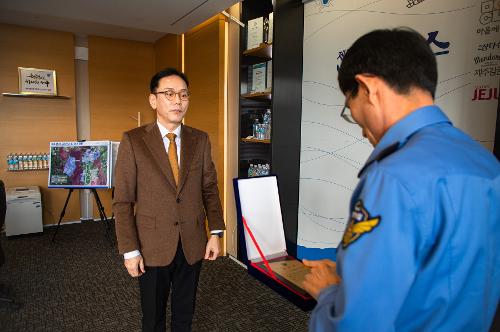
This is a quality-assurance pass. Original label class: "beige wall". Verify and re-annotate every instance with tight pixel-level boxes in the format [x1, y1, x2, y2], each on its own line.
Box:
[0, 23, 80, 225]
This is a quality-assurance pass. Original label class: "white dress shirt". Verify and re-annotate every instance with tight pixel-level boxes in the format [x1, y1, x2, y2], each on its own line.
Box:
[123, 121, 221, 260]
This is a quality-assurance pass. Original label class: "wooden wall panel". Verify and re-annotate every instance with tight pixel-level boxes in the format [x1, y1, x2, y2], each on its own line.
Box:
[88, 36, 155, 218]
[0, 23, 79, 225]
[184, 15, 226, 205]
[88, 36, 156, 141]
[225, 4, 241, 257]
[154, 34, 182, 71]
[184, 15, 228, 253]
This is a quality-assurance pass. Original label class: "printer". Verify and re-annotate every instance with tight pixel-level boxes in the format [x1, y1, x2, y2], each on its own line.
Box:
[5, 186, 43, 236]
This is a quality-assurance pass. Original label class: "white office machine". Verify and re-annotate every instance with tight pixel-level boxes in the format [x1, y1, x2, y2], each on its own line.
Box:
[5, 186, 43, 236]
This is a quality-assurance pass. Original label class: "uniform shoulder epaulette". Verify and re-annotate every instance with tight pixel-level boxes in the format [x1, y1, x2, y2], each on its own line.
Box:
[358, 142, 400, 178]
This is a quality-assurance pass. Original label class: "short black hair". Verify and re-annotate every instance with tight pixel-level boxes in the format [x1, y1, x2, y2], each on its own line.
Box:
[338, 28, 437, 98]
[150, 68, 189, 93]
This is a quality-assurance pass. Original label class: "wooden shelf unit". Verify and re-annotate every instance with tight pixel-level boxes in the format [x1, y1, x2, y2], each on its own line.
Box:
[238, 0, 274, 183]
[242, 43, 272, 59]
[241, 138, 271, 144]
[241, 91, 272, 100]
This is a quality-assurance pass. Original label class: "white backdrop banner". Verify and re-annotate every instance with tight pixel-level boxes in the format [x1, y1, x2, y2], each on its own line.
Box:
[298, 0, 499, 260]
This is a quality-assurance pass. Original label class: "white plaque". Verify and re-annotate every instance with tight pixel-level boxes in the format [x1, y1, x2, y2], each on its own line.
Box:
[247, 16, 264, 50]
[266, 60, 272, 92]
[252, 63, 267, 93]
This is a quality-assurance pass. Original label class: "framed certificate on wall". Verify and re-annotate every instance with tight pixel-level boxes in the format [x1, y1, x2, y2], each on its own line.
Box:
[18, 67, 57, 96]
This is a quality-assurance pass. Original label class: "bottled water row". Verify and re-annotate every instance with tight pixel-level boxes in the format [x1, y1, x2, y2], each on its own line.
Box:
[248, 163, 270, 177]
[252, 109, 272, 140]
[7, 153, 50, 171]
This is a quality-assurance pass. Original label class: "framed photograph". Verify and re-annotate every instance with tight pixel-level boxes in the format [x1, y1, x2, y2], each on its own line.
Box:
[48, 141, 112, 189]
[18, 67, 57, 96]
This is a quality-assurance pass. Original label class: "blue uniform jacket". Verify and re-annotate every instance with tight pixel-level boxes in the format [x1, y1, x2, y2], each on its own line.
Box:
[310, 106, 500, 332]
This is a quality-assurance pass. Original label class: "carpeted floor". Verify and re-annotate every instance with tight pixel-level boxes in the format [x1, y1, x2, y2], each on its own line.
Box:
[0, 221, 311, 331]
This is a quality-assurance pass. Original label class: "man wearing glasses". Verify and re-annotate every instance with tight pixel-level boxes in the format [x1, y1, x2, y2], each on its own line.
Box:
[113, 68, 225, 332]
[303, 28, 500, 331]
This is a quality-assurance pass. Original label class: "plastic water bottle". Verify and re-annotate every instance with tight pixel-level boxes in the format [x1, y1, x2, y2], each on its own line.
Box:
[12, 154, 18, 170]
[256, 164, 262, 176]
[36, 154, 41, 169]
[23, 154, 29, 170]
[18, 154, 24, 170]
[262, 109, 271, 139]
[7, 153, 12, 171]
[44, 153, 49, 169]
[248, 164, 254, 177]
[27, 154, 33, 170]
[252, 119, 259, 138]
[263, 109, 271, 125]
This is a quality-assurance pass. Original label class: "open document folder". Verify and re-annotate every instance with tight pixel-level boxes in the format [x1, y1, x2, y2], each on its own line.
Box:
[236, 176, 312, 299]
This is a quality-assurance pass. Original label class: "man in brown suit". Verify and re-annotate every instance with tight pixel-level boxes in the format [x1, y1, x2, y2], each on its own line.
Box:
[113, 68, 225, 332]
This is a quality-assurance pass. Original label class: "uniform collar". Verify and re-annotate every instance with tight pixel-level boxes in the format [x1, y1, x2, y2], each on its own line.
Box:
[359, 105, 451, 177]
[157, 120, 182, 138]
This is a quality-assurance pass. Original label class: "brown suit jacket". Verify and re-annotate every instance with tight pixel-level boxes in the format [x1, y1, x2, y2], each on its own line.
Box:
[113, 122, 225, 266]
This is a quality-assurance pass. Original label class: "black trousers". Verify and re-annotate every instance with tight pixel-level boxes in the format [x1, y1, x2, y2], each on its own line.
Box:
[138, 240, 202, 332]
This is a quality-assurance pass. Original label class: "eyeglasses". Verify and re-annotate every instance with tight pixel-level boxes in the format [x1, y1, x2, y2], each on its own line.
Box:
[154, 89, 190, 101]
[340, 103, 357, 124]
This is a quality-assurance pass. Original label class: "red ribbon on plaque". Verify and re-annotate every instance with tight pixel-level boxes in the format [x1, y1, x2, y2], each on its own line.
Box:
[242, 215, 277, 279]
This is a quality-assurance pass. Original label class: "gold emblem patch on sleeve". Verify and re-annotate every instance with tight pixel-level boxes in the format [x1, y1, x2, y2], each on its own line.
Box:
[342, 200, 381, 249]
